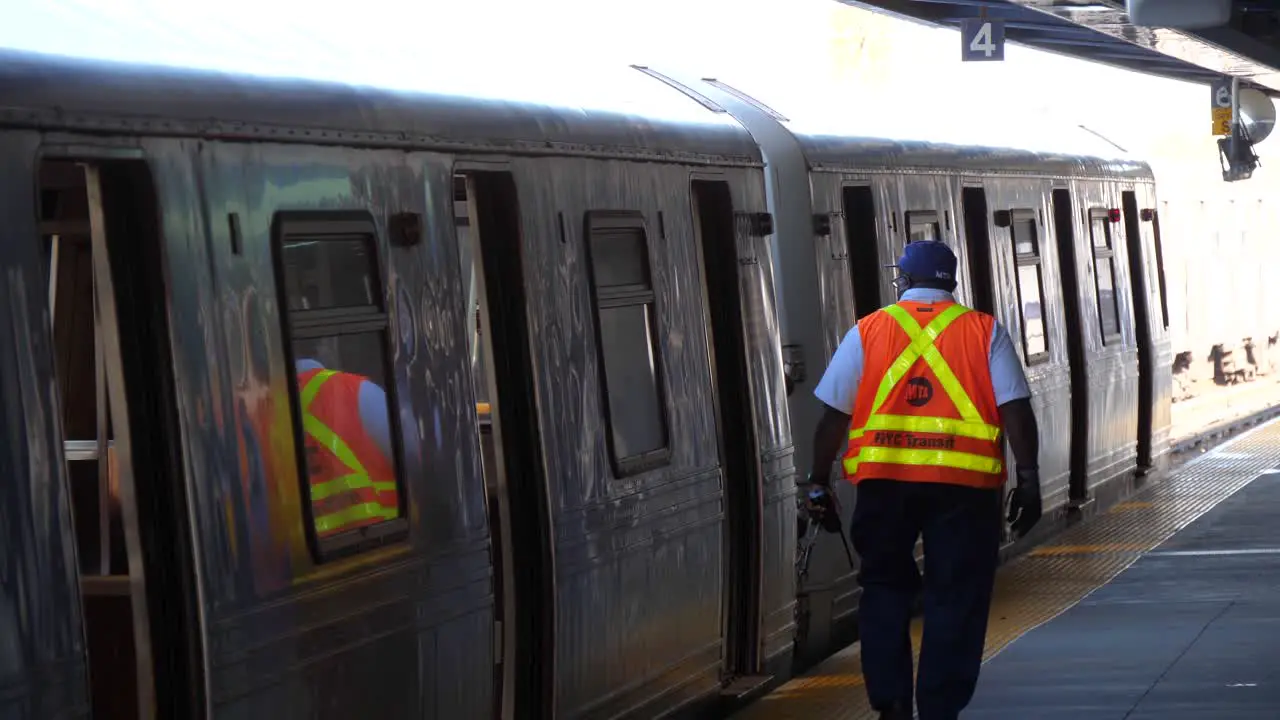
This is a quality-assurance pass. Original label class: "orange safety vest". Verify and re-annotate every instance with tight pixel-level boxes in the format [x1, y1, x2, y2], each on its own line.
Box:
[297, 368, 400, 537]
[841, 301, 1005, 489]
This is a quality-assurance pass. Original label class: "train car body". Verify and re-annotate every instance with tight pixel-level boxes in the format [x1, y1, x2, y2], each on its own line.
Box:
[0, 27, 1178, 720]
[0, 48, 798, 720]
[649, 74, 1175, 665]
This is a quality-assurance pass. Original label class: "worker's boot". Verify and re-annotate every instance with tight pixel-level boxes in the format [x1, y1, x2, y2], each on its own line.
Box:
[879, 701, 913, 720]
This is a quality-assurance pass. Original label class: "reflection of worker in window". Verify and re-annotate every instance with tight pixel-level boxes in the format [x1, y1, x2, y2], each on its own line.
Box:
[294, 358, 399, 538]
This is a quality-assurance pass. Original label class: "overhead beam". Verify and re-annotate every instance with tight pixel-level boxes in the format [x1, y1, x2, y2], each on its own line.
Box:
[836, 0, 1280, 94]
[1000, 0, 1280, 92]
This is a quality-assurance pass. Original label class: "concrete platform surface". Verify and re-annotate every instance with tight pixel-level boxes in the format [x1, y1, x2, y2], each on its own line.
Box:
[966, 469, 1280, 719]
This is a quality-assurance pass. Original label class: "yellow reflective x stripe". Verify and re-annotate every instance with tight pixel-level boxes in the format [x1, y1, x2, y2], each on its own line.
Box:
[849, 302, 1002, 452]
[314, 501, 399, 535]
[300, 370, 368, 479]
[300, 369, 335, 409]
[299, 371, 399, 528]
[843, 447, 1003, 475]
[865, 305, 970, 417]
[309, 473, 398, 502]
[873, 304, 982, 424]
[857, 413, 1001, 441]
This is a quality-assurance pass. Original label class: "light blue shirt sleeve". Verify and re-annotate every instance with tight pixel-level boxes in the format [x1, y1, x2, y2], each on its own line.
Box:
[358, 380, 395, 462]
[813, 317, 1032, 415]
[813, 325, 864, 415]
[988, 321, 1032, 405]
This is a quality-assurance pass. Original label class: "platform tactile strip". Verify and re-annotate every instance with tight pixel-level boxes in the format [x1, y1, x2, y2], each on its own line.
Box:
[731, 419, 1280, 720]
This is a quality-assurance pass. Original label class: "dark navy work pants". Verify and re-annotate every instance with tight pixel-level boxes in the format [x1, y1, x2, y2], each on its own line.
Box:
[850, 479, 1002, 720]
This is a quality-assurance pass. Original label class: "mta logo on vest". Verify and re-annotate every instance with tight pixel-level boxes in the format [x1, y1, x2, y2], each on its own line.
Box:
[905, 377, 934, 407]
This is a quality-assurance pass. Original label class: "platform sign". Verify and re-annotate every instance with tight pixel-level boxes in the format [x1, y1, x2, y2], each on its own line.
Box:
[961, 19, 1005, 62]
[1212, 78, 1233, 136]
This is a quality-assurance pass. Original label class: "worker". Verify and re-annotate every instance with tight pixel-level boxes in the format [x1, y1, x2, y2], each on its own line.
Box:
[295, 358, 400, 538]
[805, 240, 1042, 720]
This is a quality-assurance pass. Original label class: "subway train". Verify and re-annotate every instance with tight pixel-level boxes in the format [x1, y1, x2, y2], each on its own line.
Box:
[0, 36, 1191, 720]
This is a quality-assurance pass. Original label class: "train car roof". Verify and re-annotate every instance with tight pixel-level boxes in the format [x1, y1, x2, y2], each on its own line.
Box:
[0, 11, 759, 166]
[729, 84, 1154, 180]
[0, 4, 1149, 179]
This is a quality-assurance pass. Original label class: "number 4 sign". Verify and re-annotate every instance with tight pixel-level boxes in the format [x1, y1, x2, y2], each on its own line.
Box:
[961, 18, 1006, 62]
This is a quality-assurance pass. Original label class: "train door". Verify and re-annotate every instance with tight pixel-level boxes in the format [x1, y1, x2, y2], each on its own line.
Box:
[1121, 190, 1154, 472]
[958, 183, 1006, 514]
[960, 186, 997, 316]
[1051, 188, 1090, 504]
[454, 170, 554, 720]
[843, 184, 885, 319]
[688, 179, 767, 691]
[39, 157, 203, 718]
[786, 180, 884, 668]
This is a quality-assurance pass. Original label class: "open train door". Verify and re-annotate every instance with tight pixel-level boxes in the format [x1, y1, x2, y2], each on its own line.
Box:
[1122, 189, 1165, 473]
[959, 185, 997, 317]
[0, 139, 96, 720]
[30, 154, 204, 719]
[687, 177, 775, 701]
[454, 170, 556, 720]
[1121, 190, 1154, 471]
[1051, 188, 1092, 506]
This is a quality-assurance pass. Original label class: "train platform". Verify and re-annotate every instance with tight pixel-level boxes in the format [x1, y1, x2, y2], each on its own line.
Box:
[1170, 375, 1280, 447]
[732, 417, 1280, 720]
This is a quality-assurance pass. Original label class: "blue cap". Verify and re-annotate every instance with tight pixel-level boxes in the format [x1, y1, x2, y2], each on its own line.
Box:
[895, 241, 957, 283]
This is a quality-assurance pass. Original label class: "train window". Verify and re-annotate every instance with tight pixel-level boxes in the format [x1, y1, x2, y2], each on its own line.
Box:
[905, 210, 941, 244]
[272, 212, 406, 558]
[281, 237, 377, 311]
[584, 211, 671, 477]
[1009, 211, 1049, 364]
[1088, 211, 1123, 342]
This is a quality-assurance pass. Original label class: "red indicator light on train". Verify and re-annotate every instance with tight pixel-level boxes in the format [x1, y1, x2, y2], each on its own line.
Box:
[1108, 208, 1121, 222]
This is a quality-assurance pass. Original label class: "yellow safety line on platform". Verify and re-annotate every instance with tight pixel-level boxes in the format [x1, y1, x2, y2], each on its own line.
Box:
[1027, 542, 1152, 556]
[733, 419, 1280, 720]
[1110, 501, 1155, 512]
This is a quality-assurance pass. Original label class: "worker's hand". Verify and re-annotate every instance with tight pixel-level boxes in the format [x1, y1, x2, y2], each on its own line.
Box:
[804, 477, 843, 534]
[1006, 467, 1042, 539]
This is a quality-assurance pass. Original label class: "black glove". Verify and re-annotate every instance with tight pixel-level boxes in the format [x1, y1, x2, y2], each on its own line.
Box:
[804, 476, 843, 534]
[1006, 467, 1042, 539]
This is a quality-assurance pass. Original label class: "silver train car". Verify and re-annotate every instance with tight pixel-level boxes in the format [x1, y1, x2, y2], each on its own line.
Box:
[651, 76, 1174, 665]
[0, 44, 1172, 720]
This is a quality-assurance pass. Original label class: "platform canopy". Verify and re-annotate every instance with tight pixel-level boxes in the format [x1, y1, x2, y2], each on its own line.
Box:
[839, 1, 1280, 95]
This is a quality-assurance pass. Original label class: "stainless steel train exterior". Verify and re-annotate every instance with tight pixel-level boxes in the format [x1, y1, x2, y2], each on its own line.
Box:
[0, 45, 1174, 720]
[645, 72, 1174, 667]
[0, 50, 797, 720]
